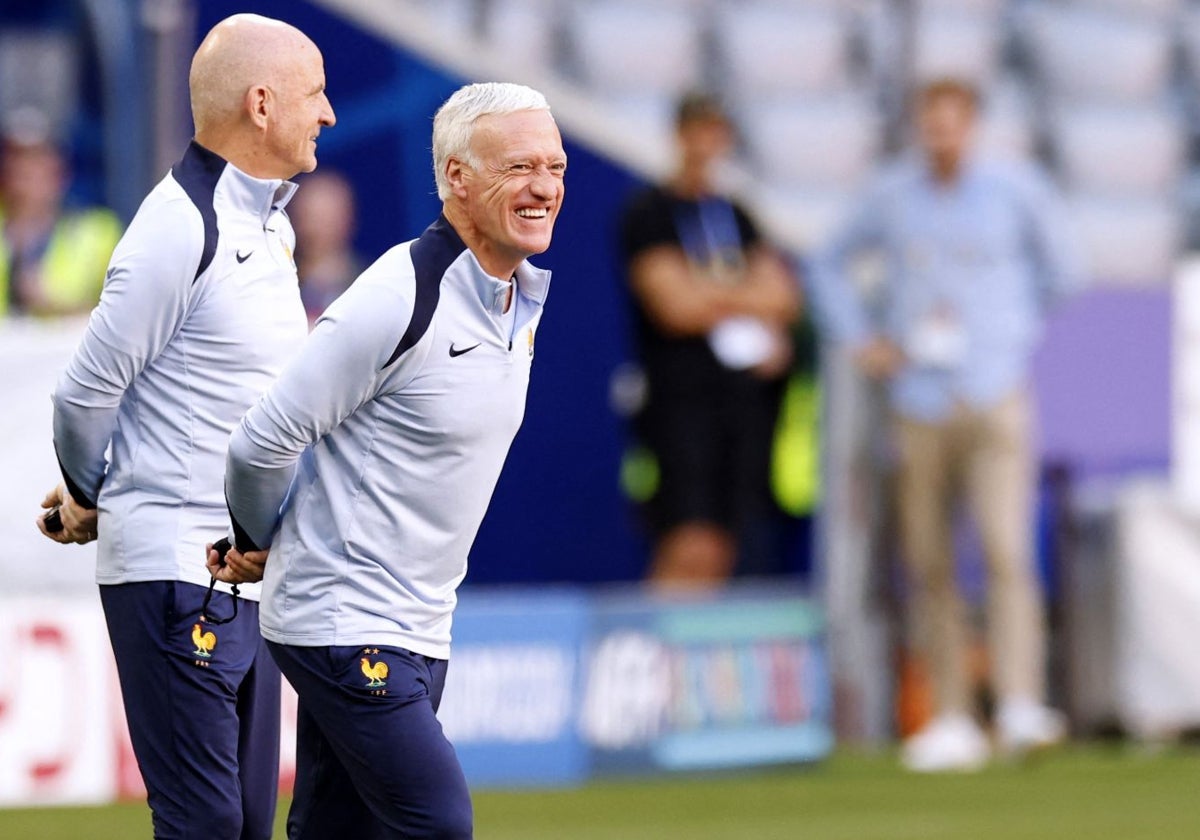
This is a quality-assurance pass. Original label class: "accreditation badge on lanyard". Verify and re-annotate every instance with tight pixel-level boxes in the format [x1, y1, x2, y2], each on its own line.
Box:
[674, 198, 776, 370]
[906, 302, 967, 369]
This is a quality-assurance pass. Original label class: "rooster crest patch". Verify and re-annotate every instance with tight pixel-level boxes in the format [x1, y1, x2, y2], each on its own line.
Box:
[361, 655, 388, 688]
[192, 623, 216, 658]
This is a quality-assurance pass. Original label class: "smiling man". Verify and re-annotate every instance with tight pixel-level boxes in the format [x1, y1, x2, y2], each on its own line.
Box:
[212, 82, 565, 839]
[36, 13, 335, 839]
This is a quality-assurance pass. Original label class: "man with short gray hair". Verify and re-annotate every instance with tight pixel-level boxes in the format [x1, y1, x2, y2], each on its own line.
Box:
[213, 81, 566, 838]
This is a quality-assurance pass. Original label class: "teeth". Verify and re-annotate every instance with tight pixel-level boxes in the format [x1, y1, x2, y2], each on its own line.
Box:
[516, 208, 547, 219]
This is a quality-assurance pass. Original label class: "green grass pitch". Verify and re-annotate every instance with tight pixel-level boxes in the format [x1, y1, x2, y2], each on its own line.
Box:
[3, 745, 1198, 839]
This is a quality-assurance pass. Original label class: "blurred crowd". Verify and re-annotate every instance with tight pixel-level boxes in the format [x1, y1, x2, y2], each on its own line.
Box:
[0, 111, 359, 326]
[0, 111, 119, 318]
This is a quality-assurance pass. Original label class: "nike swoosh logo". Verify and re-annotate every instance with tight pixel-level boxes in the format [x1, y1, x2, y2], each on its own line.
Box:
[449, 342, 481, 358]
[236, 250, 254, 263]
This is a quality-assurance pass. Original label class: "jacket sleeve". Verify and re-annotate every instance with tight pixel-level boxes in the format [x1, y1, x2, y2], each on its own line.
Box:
[803, 178, 889, 349]
[51, 197, 201, 507]
[225, 265, 413, 551]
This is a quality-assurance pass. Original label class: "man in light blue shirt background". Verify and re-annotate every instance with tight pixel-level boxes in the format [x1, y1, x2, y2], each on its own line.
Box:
[807, 78, 1082, 773]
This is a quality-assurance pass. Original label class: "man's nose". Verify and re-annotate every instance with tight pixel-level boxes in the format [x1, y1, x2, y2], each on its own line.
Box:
[529, 168, 556, 199]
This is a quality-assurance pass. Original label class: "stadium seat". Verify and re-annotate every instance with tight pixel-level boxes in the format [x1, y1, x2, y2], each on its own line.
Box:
[1061, 0, 1183, 20]
[0, 29, 78, 134]
[567, 0, 703, 97]
[1021, 5, 1172, 102]
[859, 0, 904, 90]
[1066, 194, 1182, 285]
[1052, 104, 1186, 196]
[741, 96, 882, 191]
[911, 8, 1005, 86]
[975, 99, 1036, 162]
[913, 0, 1006, 13]
[712, 2, 854, 100]
[483, 0, 561, 76]
[753, 185, 855, 253]
[403, 0, 478, 38]
[588, 91, 678, 155]
[1179, 7, 1200, 91]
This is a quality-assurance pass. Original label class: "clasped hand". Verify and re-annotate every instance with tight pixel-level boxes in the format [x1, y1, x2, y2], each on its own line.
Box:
[36, 484, 98, 545]
[206, 541, 270, 584]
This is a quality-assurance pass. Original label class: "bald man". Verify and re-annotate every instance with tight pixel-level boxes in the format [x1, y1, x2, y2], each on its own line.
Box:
[36, 14, 334, 839]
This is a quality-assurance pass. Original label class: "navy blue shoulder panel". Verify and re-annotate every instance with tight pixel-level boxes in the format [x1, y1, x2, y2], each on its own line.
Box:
[226, 491, 263, 553]
[54, 446, 97, 510]
[384, 215, 466, 368]
[170, 140, 224, 283]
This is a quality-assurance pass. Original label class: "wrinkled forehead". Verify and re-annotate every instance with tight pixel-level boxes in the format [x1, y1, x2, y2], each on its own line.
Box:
[470, 109, 563, 158]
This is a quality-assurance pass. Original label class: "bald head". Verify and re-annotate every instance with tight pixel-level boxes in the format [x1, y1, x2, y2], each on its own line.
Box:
[190, 15, 314, 133]
[188, 14, 335, 179]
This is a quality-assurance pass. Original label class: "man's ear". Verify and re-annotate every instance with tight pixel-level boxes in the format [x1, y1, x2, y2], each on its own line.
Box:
[245, 84, 272, 131]
[445, 157, 470, 198]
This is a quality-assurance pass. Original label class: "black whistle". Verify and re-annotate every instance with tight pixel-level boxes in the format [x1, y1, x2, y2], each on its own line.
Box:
[212, 537, 233, 567]
[43, 505, 64, 533]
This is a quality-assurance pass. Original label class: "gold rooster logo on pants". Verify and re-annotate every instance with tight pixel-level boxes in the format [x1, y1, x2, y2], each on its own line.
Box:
[192, 623, 216, 658]
[361, 656, 388, 687]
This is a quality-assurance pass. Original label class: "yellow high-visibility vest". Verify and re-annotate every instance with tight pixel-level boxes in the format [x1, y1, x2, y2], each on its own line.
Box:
[619, 371, 822, 517]
[770, 371, 821, 517]
[0, 206, 122, 317]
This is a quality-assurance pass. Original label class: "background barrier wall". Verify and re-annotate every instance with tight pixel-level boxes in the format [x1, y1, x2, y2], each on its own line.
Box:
[0, 585, 832, 807]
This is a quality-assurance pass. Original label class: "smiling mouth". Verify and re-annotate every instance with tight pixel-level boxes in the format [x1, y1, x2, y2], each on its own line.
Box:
[515, 208, 548, 219]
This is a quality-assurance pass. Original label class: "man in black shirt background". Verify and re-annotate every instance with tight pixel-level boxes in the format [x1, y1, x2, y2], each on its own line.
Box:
[620, 93, 799, 586]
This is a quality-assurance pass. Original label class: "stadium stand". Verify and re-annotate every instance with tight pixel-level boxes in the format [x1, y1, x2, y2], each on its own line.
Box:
[483, 0, 560, 76]
[379, 0, 1192, 278]
[1052, 103, 1186, 197]
[567, 0, 703, 139]
[8, 0, 1192, 277]
[910, 6, 1006, 86]
[1066, 195, 1182, 285]
[973, 76, 1037, 160]
[1020, 4, 1174, 102]
[741, 94, 881, 191]
[712, 2, 855, 100]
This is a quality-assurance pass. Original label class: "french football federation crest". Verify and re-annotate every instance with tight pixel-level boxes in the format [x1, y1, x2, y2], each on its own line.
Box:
[192, 623, 216, 658]
[361, 655, 388, 687]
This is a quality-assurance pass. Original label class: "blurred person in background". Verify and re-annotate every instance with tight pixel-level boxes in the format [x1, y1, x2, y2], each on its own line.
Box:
[0, 109, 121, 317]
[35, 14, 335, 837]
[619, 92, 799, 588]
[807, 78, 1081, 772]
[290, 169, 362, 325]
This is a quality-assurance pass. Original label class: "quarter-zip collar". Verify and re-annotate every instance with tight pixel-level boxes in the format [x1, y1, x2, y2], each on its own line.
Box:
[183, 140, 298, 225]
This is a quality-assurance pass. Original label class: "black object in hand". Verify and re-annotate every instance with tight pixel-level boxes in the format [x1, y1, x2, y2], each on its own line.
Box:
[43, 505, 64, 533]
[201, 537, 239, 625]
[211, 537, 233, 567]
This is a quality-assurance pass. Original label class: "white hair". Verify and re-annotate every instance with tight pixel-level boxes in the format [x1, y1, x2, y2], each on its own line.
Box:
[432, 82, 552, 200]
